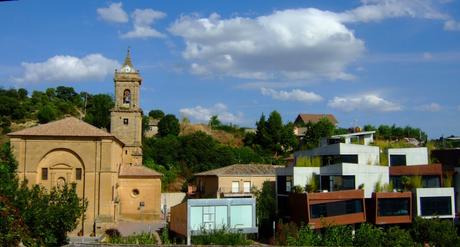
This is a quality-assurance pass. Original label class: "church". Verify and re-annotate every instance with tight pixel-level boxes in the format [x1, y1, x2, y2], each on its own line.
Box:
[7, 50, 162, 236]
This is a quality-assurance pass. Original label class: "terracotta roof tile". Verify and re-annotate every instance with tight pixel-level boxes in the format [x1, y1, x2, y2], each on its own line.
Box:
[7, 117, 114, 138]
[296, 114, 338, 125]
[119, 165, 162, 177]
[195, 164, 276, 177]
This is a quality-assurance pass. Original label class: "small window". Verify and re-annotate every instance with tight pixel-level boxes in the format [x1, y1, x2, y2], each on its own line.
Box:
[41, 168, 48, 180]
[390, 155, 407, 166]
[123, 118, 129, 125]
[243, 181, 251, 193]
[232, 181, 239, 193]
[131, 188, 140, 197]
[76, 168, 82, 180]
[125, 150, 128, 155]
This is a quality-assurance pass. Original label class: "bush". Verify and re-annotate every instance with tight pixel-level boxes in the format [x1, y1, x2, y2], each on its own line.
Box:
[287, 224, 321, 246]
[410, 217, 459, 247]
[107, 232, 157, 244]
[275, 221, 299, 246]
[322, 224, 353, 247]
[37, 104, 58, 123]
[192, 228, 251, 245]
[105, 228, 121, 238]
[354, 223, 384, 247]
[383, 226, 413, 247]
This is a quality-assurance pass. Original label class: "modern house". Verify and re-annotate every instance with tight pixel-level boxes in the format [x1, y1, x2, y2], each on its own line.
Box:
[194, 164, 276, 198]
[386, 147, 456, 219]
[276, 131, 389, 227]
[366, 192, 412, 225]
[277, 133, 456, 228]
[169, 198, 258, 245]
[288, 190, 366, 229]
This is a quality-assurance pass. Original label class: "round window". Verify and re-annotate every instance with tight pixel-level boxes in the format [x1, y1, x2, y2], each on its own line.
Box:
[131, 189, 140, 197]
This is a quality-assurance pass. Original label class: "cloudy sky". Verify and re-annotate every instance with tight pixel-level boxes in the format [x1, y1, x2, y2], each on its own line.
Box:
[1, 0, 460, 138]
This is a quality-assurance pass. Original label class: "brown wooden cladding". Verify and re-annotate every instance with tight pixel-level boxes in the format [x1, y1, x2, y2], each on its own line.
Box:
[389, 164, 442, 176]
[288, 190, 366, 229]
[369, 192, 413, 225]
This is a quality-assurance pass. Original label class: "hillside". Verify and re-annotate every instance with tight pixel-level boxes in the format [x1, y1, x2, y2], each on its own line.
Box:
[180, 122, 244, 147]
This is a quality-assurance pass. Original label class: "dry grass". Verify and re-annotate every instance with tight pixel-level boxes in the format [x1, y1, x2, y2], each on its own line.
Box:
[180, 123, 243, 147]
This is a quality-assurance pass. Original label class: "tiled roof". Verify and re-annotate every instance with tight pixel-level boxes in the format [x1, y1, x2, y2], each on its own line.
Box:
[195, 164, 276, 177]
[7, 117, 114, 138]
[296, 114, 338, 124]
[119, 165, 162, 178]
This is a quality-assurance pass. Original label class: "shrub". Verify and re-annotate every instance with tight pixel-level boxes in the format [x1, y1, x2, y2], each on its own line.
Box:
[383, 226, 413, 247]
[107, 232, 157, 244]
[275, 221, 299, 246]
[410, 217, 459, 247]
[287, 224, 321, 246]
[105, 228, 121, 238]
[192, 228, 251, 245]
[354, 223, 384, 247]
[322, 225, 353, 247]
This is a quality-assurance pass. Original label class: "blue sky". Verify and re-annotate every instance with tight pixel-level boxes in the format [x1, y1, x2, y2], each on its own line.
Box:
[1, 0, 460, 138]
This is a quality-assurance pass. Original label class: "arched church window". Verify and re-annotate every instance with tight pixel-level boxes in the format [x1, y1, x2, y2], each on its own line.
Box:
[123, 89, 131, 105]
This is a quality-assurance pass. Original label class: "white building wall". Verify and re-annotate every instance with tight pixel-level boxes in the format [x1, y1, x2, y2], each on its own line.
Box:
[319, 163, 389, 198]
[388, 147, 428, 166]
[415, 187, 455, 219]
[295, 143, 380, 165]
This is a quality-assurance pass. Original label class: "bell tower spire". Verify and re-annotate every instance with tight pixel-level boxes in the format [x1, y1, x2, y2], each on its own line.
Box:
[123, 47, 134, 68]
[111, 49, 143, 166]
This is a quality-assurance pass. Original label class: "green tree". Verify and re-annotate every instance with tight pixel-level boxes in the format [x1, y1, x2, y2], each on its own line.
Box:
[322, 225, 353, 247]
[84, 94, 114, 130]
[254, 181, 276, 238]
[410, 217, 459, 247]
[37, 104, 58, 123]
[17, 88, 28, 101]
[0, 143, 86, 246]
[208, 115, 221, 129]
[354, 223, 384, 247]
[158, 114, 180, 137]
[302, 117, 334, 149]
[148, 109, 164, 119]
[383, 226, 413, 247]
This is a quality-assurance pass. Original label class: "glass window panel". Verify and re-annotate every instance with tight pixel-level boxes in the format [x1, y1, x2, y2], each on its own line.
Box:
[190, 206, 203, 231]
[41, 168, 48, 180]
[422, 176, 440, 188]
[378, 198, 410, 216]
[420, 197, 452, 216]
[230, 205, 253, 228]
[232, 181, 239, 193]
[244, 182, 251, 193]
[390, 155, 407, 166]
[310, 199, 364, 219]
[215, 206, 228, 229]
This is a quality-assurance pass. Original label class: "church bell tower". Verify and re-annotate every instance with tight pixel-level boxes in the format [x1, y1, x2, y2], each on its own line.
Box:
[111, 49, 143, 165]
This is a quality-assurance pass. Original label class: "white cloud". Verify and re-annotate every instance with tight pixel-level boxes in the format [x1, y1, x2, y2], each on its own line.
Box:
[169, 9, 365, 81]
[339, 0, 448, 23]
[328, 94, 402, 112]
[121, 9, 166, 39]
[179, 103, 243, 124]
[444, 20, 460, 31]
[169, 1, 453, 83]
[97, 2, 129, 23]
[261, 88, 322, 103]
[416, 102, 442, 112]
[13, 54, 119, 83]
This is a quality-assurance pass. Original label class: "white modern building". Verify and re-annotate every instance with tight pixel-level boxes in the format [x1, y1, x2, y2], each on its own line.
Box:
[277, 132, 388, 199]
[414, 188, 455, 219]
[388, 147, 429, 166]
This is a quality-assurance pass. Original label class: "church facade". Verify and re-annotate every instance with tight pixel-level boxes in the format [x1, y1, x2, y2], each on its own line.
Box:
[7, 50, 161, 236]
